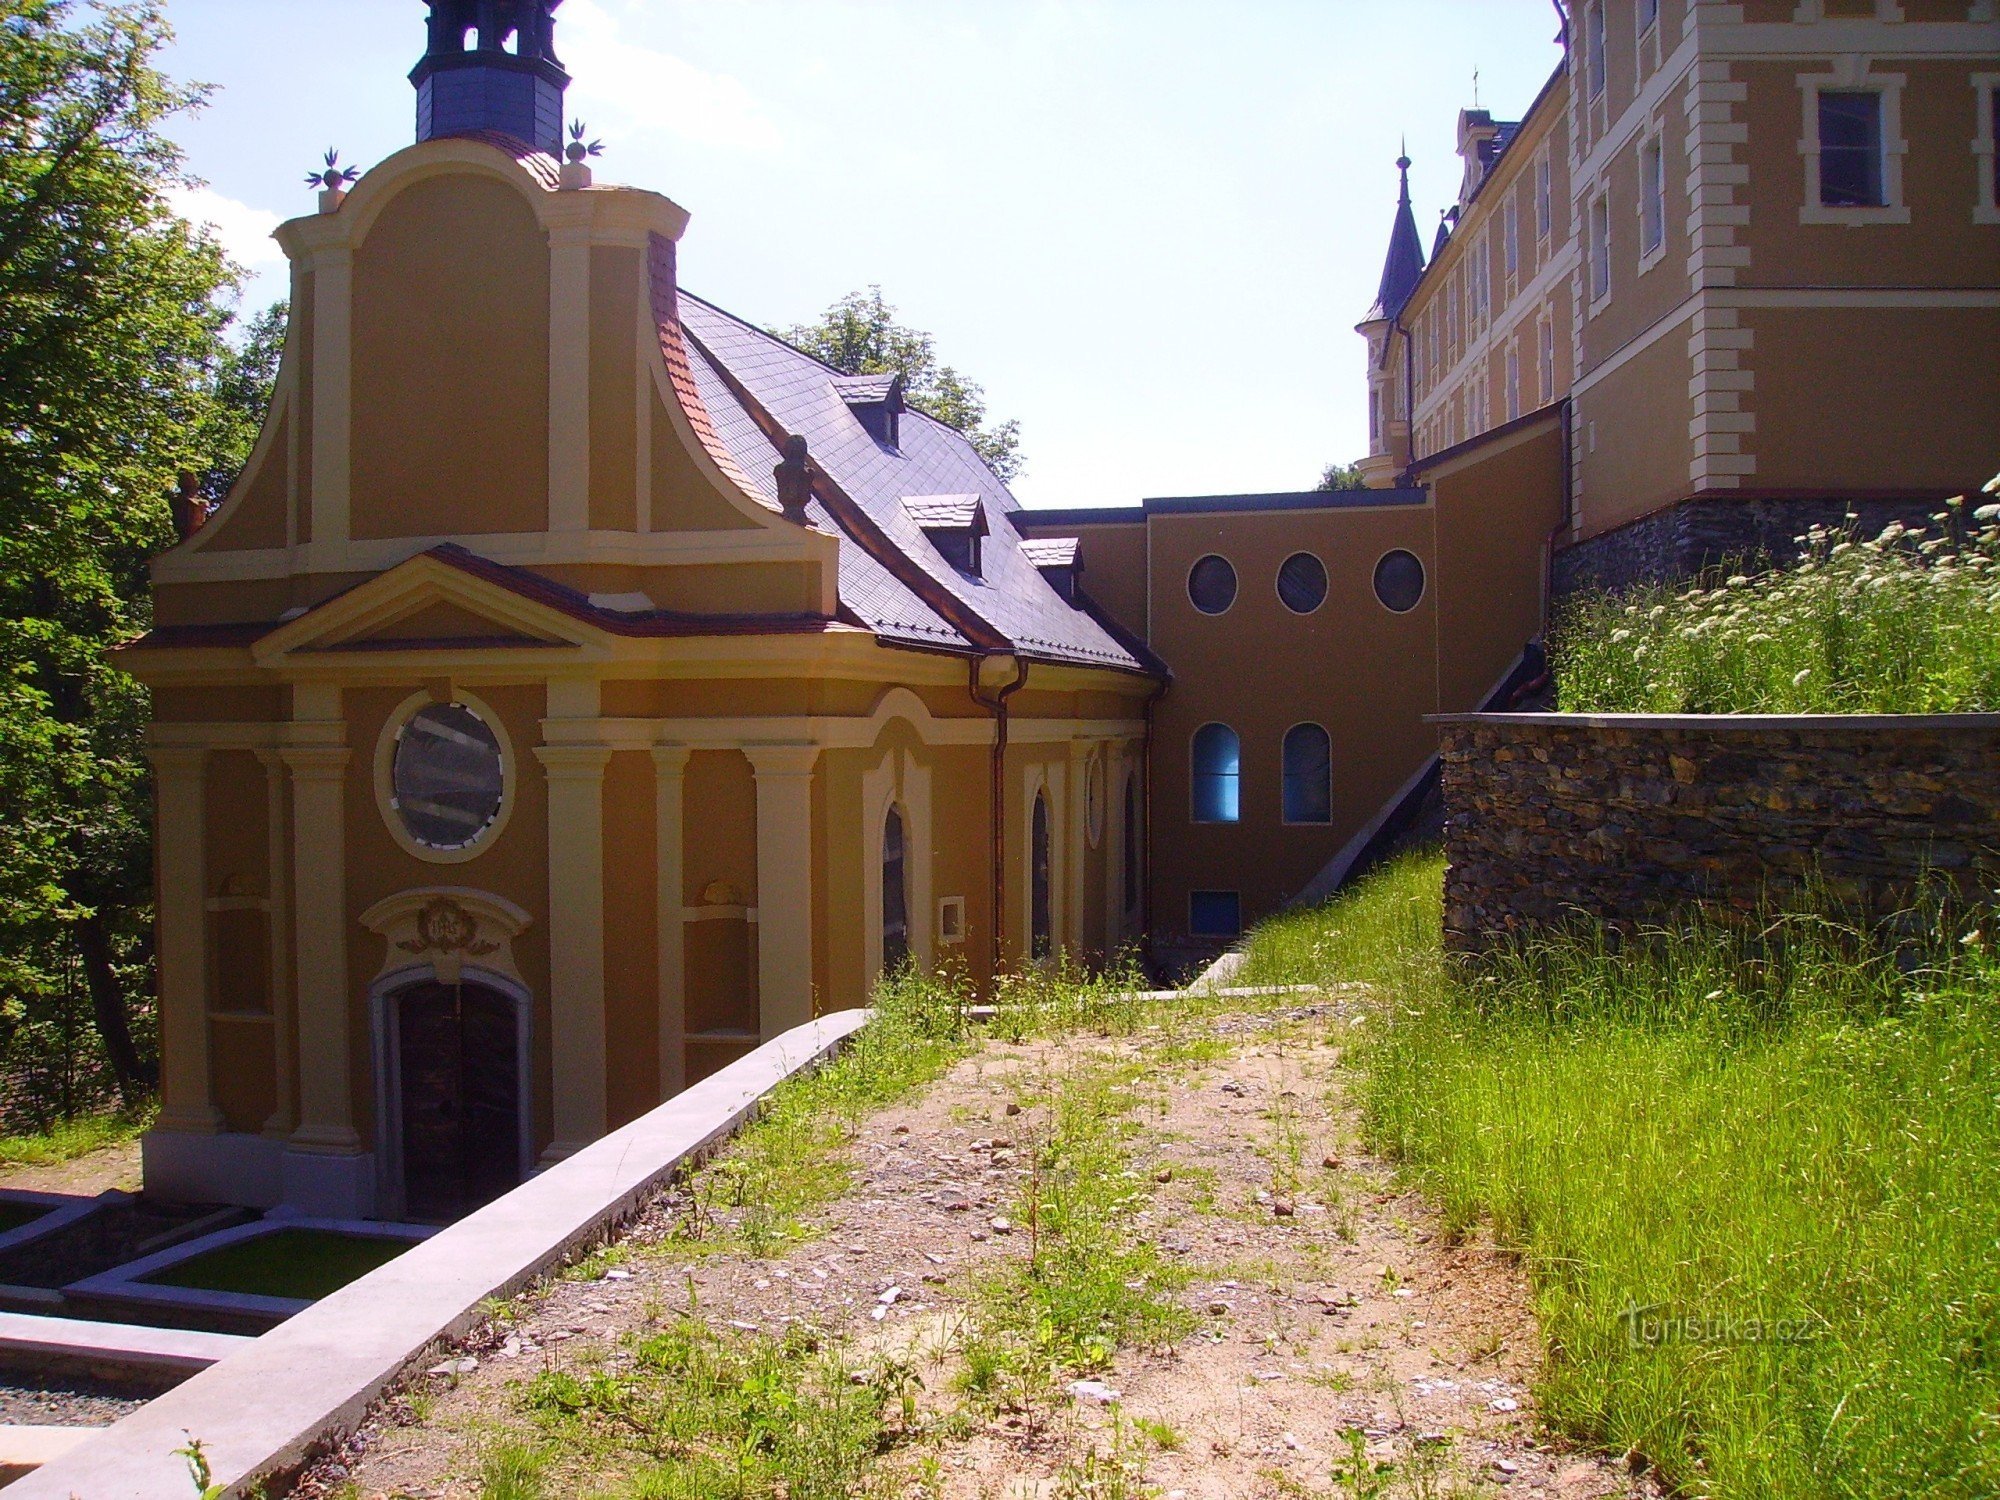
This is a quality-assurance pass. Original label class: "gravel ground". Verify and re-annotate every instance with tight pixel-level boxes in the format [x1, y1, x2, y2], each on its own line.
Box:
[0, 1372, 144, 1427]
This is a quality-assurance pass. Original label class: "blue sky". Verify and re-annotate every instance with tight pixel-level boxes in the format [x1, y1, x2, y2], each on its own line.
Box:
[159, 1, 1565, 510]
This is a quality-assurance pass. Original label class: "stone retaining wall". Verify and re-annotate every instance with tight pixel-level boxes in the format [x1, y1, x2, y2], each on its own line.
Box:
[1435, 713, 2000, 950]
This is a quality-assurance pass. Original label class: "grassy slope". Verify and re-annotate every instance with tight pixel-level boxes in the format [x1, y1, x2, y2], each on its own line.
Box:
[1244, 852, 2000, 1500]
[0, 1105, 150, 1169]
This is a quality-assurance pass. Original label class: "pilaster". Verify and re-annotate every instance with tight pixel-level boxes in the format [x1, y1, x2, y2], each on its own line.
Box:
[548, 220, 593, 534]
[1067, 740, 1091, 953]
[651, 745, 691, 1098]
[281, 745, 358, 1153]
[308, 246, 353, 551]
[537, 743, 612, 1158]
[745, 745, 820, 1037]
[146, 748, 222, 1134]
[253, 751, 296, 1137]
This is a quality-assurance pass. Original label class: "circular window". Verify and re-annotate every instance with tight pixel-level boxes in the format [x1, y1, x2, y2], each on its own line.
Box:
[1187, 555, 1237, 615]
[392, 702, 506, 852]
[1373, 550, 1427, 613]
[1277, 552, 1328, 614]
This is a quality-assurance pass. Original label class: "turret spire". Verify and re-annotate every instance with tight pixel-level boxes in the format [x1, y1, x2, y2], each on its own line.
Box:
[1368, 150, 1426, 324]
[412, 1, 570, 157]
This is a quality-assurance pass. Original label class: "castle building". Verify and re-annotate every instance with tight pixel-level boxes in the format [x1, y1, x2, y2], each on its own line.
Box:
[125, 0, 1996, 1220]
[1353, 0, 1999, 587]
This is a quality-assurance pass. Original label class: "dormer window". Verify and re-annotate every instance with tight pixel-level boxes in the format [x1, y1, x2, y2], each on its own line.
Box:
[834, 373, 904, 449]
[1021, 537, 1080, 603]
[903, 494, 987, 576]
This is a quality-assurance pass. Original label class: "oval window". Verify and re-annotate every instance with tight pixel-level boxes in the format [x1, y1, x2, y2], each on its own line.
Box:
[392, 701, 506, 852]
[1187, 555, 1237, 614]
[1277, 552, 1328, 614]
[1373, 550, 1427, 613]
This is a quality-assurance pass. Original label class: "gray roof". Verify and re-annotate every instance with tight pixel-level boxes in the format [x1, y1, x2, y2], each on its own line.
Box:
[1020, 537, 1079, 568]
[675, 290, 1145, 672]
[902, 494, 984, 530]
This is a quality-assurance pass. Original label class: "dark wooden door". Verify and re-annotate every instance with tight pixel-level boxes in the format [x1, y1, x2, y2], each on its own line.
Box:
[396, 981, 520, 1222]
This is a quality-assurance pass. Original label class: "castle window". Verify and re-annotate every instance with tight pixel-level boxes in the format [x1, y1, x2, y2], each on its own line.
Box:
[1191, 725, 1241, 824]
[1539, 317, 1556, 404]
[1588, 192, 1612, 307]
[882, 805, 910, 975]
[1187, 554, 1238, 615]
[1586, 4, 1606, 103]
[1189, 890, 1241, 938]
[1282, 725, 1332, 825]
[1535, 152, 1553, 242]
[1639, 0, 1658, 35]
[1506, 342, 1521, 422]
[1030, 790, 1053, 960]
[1277, 552, 1328, 614]
[1639, 134, 1667, 263]
[1819, 92, 1884, 207]
[1503, 194, 1519, 287]
[1978, 79, 2000, 224]
[1374, 550, 1427, 614]
[391, 701, 506, 853]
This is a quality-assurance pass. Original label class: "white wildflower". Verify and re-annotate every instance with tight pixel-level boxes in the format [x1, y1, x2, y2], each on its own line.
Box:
[1610, 628, 1632, 643]
[1793, 668, 1812, 686]
[1975, 504, 2000, 522]
[1726, 574, 1751, 588]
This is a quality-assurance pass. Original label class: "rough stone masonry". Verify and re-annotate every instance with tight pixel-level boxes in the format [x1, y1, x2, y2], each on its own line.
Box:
[1433, 713, 2000, 951]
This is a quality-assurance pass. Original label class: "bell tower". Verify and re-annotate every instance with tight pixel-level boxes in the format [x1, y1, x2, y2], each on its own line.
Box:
[411, 0, 569, 157]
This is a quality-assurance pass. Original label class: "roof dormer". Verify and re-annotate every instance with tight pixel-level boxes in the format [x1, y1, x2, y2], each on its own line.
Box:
[834, 372, 904, 449]
[1020, 537, 1080, 603]
[903, 493, 988, 576]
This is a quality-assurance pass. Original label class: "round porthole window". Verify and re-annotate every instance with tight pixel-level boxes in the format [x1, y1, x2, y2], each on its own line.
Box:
[1373, 550, 1427, 613]
[1187, 555, 1237, 615]
[392, 701, 506, 852]
[1277, 551, 1328, 614]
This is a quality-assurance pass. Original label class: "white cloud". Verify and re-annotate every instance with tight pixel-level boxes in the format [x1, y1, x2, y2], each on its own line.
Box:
[560, 0, 783, 153]
[165, 183, 285, 269]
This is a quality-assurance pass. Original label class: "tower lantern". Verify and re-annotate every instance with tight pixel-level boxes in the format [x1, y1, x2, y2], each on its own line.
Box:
[411, 0, 570, 157]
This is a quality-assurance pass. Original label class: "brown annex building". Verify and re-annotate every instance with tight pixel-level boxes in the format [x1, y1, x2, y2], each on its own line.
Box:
[126, 0, 1998, 1219]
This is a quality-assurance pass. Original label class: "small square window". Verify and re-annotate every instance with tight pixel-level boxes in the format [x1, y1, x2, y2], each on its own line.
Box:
[1189, 890, 1241, 938]
[937, 896, 966, 945]
[1819, 91, 1885, 207]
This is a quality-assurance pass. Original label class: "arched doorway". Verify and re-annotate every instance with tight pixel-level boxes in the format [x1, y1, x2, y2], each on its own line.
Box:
[882, 805, 910, 975]
[389, 978, 523, 1222]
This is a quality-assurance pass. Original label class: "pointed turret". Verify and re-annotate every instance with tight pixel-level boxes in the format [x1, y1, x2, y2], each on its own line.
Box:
[1366, 153, 1427, 324]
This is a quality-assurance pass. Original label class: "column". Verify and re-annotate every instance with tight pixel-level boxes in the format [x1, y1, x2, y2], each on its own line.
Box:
[652, 746, 691, 1098]
[282, 747, 357, 1154]
[745, 745, 820, 1038]
[254, 751, 295, 1136]
[538, 744, 611, 1159]
[1103, 745, 1125, 953]
[147, 748, 222, 1134]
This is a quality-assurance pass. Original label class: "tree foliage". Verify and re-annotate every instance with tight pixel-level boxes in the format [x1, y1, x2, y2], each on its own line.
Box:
[0, 0, 272, 1115]
[1317, 460, 1368, 491]
[780, 285, 1024, 482]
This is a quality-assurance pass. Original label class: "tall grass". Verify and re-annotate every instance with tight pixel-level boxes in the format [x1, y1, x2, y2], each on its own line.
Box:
[1245, 851, 2000, 1499]
[1555, 484, 2000, 713]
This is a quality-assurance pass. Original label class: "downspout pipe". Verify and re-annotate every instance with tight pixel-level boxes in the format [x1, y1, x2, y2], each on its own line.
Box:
[968, 652, 1030, 983]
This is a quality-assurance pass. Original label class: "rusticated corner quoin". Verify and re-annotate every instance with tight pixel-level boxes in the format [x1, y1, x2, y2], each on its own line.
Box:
[1430, 713, 2000, 953]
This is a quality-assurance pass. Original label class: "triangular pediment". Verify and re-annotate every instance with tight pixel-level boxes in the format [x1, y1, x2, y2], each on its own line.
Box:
[253, 550, 603, 666]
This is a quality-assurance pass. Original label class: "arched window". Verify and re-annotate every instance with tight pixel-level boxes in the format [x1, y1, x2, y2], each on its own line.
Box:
[882, 805, 909, 974]
[1122, 771, 1141, 917]
[1030, 791, 1053, 960]
[1282, 724, 1333, 824]
[1191, 724, 1241, 823]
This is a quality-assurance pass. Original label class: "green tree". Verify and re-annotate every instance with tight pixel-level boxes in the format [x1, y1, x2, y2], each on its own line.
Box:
[0, 0, 263, 1109]
[781, 286, 1024, 482]
[1317, 460, 1368, 491]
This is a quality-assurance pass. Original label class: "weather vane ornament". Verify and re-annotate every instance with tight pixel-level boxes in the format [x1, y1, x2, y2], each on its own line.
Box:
[561, 119, 603, 188]
[307, 149, 361, 212]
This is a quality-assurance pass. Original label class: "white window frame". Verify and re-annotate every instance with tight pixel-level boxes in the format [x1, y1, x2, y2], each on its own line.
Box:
[1798, 63, 1910, 226]
[1535, 151, 1554, 245]
[1637, 129, 1668, 273]
[1503, 192, 1520, 294]
[1975, 74, 2000, 226]
[1505, 338, 1521, 422]
[1588, 188, 1613, 313]
[1538, 314, 1556, 405]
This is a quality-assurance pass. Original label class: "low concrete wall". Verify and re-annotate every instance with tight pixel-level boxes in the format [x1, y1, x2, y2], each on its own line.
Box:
[1435, 713, 2000, 949]
[8, 1009, 871, 1500]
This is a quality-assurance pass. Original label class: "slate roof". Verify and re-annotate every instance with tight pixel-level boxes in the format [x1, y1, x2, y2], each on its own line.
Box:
[1364, 156, 1427, 324]
[902, 494, 984, 530]
[1020, 537, 1078, 568]
[671, 287, 1146, 673]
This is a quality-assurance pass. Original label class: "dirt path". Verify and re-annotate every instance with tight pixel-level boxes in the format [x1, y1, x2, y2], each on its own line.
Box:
[315, 1007, 1649, 1499]
[0, 1139, 140, 1198]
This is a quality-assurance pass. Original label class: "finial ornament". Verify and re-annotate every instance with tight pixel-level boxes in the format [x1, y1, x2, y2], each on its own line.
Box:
[305, 149, 361, 212]
[559, 119, 602, 188]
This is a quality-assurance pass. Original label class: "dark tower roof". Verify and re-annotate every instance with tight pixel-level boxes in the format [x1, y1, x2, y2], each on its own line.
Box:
[1365, 154, 1427, 324]
[412, 1, 569, 157]
[1431, 207, 1455, 261]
